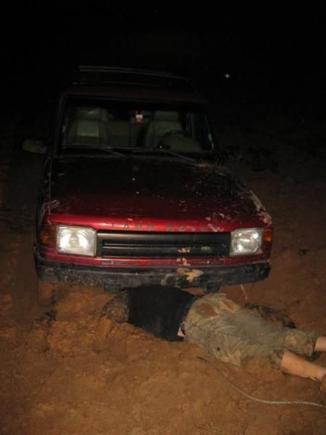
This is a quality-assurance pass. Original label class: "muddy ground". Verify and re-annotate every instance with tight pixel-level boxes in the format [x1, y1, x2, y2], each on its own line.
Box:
[0, 118, 326, 434]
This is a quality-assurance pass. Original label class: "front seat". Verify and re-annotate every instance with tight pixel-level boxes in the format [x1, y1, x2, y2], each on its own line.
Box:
[143, 111, 183, 148]
[65, 107, 111, 146]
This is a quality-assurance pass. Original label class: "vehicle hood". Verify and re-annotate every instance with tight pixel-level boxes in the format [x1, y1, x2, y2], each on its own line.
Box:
[49, 156, 271, 230]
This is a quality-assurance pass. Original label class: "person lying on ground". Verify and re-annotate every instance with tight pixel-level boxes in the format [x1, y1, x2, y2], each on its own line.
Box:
[100, 285, 326, 391]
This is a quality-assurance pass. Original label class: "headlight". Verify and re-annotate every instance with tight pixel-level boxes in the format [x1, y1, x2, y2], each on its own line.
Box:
[230, 228, 263, 256]
[56, 225, 96, 256]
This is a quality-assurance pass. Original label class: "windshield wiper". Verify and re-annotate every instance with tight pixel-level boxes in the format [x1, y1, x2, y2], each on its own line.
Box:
[62, 145, 127, 158]
[130, 147, 197, 164]
[63, 145, 199, 164]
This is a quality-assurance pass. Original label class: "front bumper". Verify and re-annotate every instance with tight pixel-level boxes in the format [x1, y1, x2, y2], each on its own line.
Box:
[35, 252, 270, 292]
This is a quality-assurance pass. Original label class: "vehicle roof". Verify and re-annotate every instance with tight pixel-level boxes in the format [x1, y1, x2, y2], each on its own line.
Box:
[63, 66, 207, 105]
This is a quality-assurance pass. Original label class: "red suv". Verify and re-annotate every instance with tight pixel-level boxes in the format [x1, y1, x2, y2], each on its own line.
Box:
[34, 66, 272, 301]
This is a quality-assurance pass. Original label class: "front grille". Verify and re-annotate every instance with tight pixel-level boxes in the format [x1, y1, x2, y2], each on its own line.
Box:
[97, 232, 230, 258]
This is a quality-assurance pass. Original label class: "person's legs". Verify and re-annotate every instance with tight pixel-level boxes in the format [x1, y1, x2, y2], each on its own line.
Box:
[315, 336, 326, 352]
[280, 349, 326, 382]
[282, 328, 319, 359]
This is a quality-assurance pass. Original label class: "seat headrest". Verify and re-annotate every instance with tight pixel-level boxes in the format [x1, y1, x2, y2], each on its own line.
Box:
[153, 111, 180, 122]
[73, 107, 110, 122]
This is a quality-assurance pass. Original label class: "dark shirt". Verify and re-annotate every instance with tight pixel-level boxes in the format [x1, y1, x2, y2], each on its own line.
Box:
[125, 285, 197, 341]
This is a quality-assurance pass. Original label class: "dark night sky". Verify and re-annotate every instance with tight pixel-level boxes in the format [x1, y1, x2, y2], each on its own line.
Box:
[2, 2, 326, 111]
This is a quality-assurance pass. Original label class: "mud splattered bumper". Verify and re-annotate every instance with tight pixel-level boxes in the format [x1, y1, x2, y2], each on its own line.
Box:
[35, 252, 270, 292]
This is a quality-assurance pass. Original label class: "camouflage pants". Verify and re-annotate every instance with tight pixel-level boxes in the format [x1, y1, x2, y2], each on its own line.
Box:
[184, 293, 319, 367]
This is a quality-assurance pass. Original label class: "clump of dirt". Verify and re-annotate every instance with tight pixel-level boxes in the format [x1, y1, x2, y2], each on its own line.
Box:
[44, 286, 112, 354]
[1, 283, 322, 435]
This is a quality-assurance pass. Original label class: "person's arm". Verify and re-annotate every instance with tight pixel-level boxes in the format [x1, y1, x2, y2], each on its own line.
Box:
[315, 336, 326, 352]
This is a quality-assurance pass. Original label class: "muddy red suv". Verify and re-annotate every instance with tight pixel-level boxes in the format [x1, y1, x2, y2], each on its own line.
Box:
[34, 66, 272, 300]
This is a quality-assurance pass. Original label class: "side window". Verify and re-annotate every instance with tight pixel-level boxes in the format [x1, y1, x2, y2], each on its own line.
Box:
[193, 114, 212, 149]
[183, 113, 194, 138]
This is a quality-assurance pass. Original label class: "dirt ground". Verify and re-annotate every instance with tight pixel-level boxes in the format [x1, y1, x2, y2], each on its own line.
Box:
[1, 119, 326, 434]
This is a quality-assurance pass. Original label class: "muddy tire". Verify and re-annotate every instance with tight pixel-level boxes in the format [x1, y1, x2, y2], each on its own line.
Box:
[38, 281, 63, 306]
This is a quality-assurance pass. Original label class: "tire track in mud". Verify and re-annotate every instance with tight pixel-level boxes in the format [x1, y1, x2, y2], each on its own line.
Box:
[0, 139, 47, 434]
[0, 139, 42, 328]
[0, 130, 21, 339]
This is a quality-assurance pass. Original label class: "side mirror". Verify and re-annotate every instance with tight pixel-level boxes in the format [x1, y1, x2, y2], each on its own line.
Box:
[22, 139, 47, 154]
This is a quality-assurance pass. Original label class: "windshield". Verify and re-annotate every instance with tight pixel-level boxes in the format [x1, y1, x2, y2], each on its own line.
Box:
[59, 98, 214, 155]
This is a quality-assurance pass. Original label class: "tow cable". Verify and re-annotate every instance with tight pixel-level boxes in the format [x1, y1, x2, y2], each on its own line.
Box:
[198, 357, 326, 409]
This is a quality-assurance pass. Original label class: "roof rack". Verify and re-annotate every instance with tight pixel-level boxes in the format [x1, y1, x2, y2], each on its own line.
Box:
[77, 65, 187, 81]
[67, 66, 204, 103]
